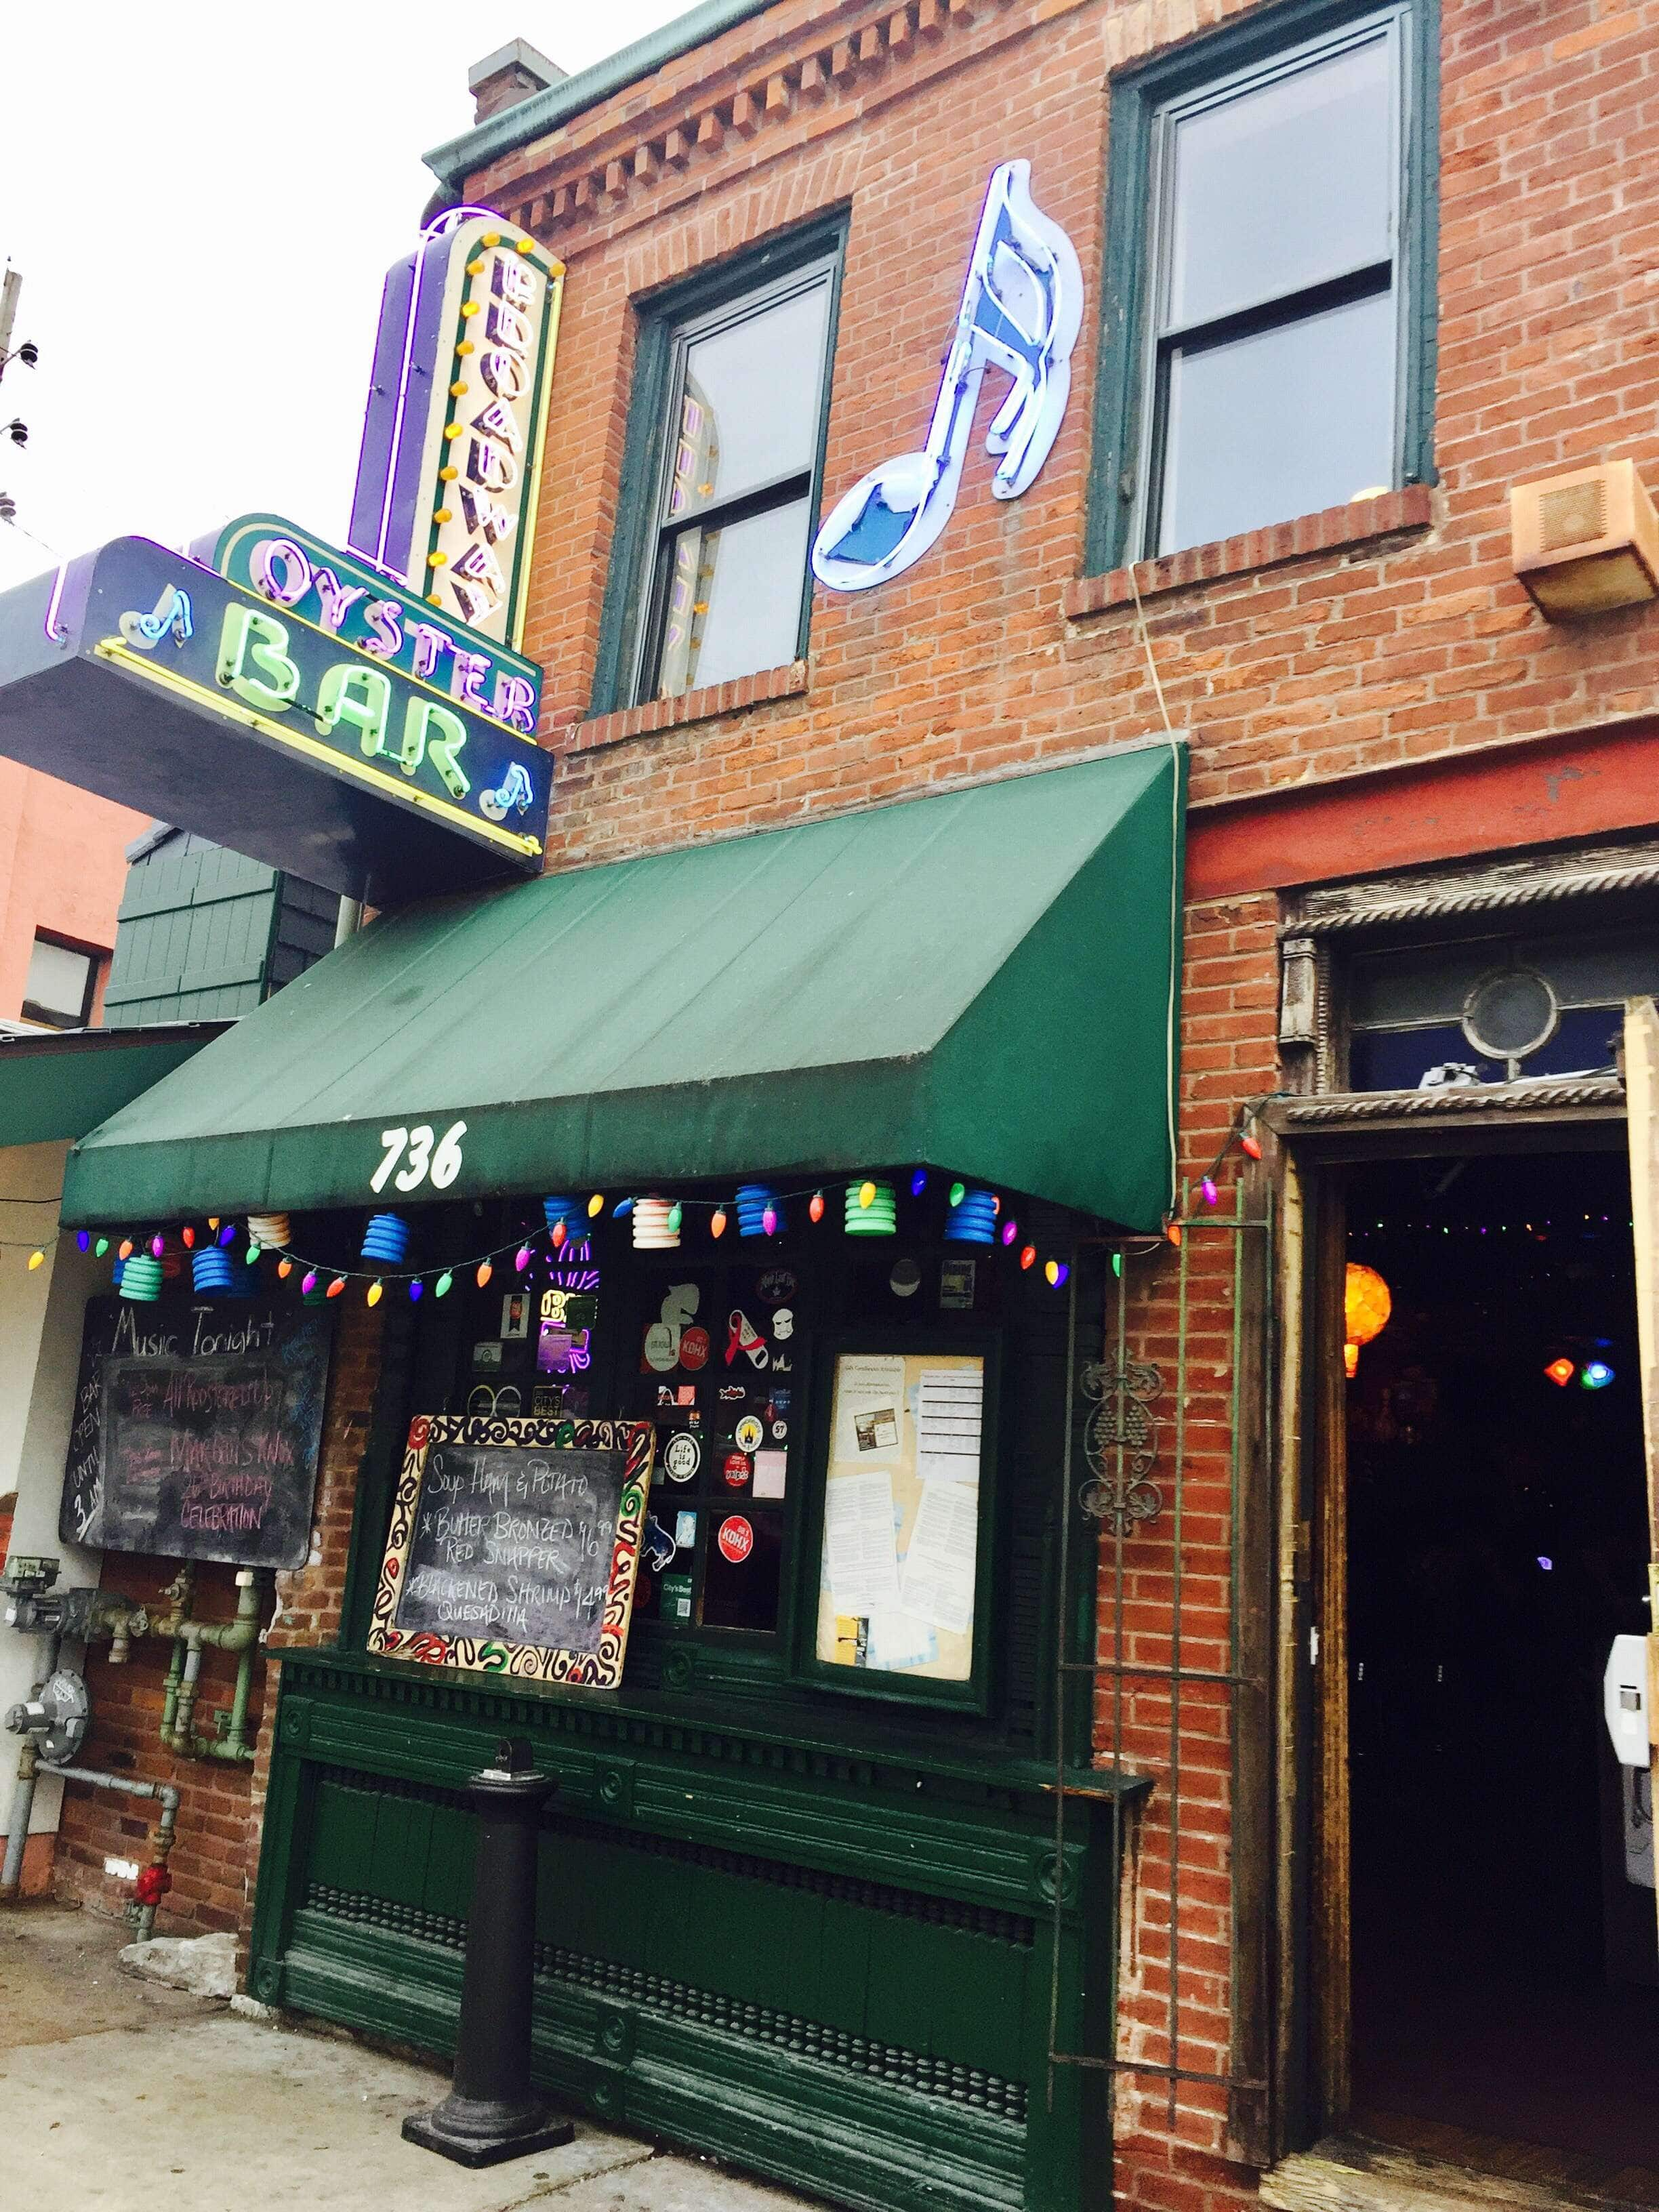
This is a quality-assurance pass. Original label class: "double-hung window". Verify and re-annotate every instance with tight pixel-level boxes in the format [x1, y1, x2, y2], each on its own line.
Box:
[599, 227, 843, 711]
[1096, 2, 1434, 567]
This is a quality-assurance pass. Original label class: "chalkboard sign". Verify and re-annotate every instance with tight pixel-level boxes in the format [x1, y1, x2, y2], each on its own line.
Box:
[59, 1295, 333, 1568]
[368, 1414, 653, 1688]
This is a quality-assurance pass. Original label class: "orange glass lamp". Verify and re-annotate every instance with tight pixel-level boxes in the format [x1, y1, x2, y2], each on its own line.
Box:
[1345, 1262, 1392, 1378]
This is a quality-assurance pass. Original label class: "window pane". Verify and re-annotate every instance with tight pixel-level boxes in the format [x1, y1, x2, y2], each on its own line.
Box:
[664, 283, 830, 521]
[1166, 35, 1393, 331]
[1158, 285, 1395, 554]
[24, 938, 93, 1025]
[653, 497, 813, 697]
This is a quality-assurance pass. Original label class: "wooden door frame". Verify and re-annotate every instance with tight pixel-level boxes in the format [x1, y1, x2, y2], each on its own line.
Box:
[1267, 1104, 1629, 2153]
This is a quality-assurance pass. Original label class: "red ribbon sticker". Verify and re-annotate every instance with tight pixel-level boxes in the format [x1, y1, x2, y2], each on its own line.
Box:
[717, 1515, 754, 1563]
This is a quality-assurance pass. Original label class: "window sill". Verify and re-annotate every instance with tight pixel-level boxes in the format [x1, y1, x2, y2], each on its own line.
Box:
[574, 660, 809, 752]
[1063, 486, 1433, 620]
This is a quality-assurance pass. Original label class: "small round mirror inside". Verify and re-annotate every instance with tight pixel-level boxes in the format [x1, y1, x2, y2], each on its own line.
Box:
[1461, 967, 1558, 1069]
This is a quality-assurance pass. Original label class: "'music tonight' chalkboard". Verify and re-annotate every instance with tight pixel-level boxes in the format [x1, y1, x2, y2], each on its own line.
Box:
[368, 1414, 653, 1689]
[60, 1296, 333, 1568]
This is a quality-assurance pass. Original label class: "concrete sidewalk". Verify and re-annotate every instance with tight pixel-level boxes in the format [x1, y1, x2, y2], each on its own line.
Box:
[0, 1907, 821, 2212]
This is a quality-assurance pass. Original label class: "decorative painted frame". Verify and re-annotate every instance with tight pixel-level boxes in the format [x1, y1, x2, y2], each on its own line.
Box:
[367, 1413, 653, 1687]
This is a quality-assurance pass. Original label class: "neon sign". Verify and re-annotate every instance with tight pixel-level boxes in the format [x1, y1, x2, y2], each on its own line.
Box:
[812, 161, 1082, 591]
[350, 210, 565, 649]
[88, 535, 550, 865]
[214, 516, 541, 735]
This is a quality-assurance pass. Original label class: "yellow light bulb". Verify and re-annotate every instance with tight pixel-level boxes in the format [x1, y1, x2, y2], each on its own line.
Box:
[367, 1279, 383, 1307]
[460, 300, 480, 319]
[27, 1248, 44, 1270]
[439, 464, 459, 481]
[466, 256, 485, 275]
[859, 1181, 876, 1210]
[443, 423, 463, 441]
[429, 551, 449, 567]
[433, 508, 453, 525]
[456, 341, 475, 356]
[449, 381, 468, 398]
[515, 237, 535, 255]
[481, 232, 501, 247]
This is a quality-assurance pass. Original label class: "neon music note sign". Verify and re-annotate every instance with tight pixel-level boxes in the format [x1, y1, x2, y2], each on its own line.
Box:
[811, 160, 1083, 593]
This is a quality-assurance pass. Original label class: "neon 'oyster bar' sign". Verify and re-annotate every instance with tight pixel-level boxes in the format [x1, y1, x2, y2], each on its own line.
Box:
[214, 516, 541, 736]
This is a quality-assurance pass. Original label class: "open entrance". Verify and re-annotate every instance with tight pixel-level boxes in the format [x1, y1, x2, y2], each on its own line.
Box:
[1343, 1147, 1659, 2173]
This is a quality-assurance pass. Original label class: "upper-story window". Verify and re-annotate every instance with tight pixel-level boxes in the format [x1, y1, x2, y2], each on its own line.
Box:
[23, 934, 100, 1029]
[1091, 1, 1435, 571]
[594, 218, 845, 715]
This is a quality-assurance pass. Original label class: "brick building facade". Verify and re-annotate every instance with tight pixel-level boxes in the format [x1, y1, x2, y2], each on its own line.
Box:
[41, 1, 1659, 2207]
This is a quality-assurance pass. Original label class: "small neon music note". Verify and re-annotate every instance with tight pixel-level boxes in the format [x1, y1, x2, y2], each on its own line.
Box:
[117, 583, 194, 649]
[479, 758, 536, 820]
[812, 160, 1082, 593]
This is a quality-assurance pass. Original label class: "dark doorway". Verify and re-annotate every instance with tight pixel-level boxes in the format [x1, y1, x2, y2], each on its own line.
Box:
[1345, 1148, 1659, 2168]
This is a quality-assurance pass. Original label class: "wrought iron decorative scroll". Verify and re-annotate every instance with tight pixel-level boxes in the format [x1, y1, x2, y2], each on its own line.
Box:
[1078, 1359, 1163, 1535]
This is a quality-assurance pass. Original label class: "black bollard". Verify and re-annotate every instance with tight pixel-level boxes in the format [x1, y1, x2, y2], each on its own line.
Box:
[403, 1738, 575, 2167]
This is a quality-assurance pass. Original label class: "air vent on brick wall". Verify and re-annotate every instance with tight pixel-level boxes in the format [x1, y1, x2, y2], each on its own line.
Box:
[1511, 459, 1659, 619]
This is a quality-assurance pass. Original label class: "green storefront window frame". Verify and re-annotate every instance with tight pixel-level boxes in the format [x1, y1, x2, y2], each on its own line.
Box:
[1085, 0, 1440, 577]
[792, 1324, 1003, 1716]
[590, 206, 851, 717]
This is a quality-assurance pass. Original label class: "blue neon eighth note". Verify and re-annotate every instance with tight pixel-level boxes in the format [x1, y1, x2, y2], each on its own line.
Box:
[812, 160, 1082, 593]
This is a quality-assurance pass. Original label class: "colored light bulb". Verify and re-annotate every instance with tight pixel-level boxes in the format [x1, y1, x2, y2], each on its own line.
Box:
[246, 1244, 261, 1266]
[668, 1203, 683, 1233]
[219, 1223, 237, 1247]
[1167, 1224, 1183, 1247]
[435, 1271, 453, 1297]
[1582, 1360, 1615, 1391]
[409, 1278, 424, 1300]
[277, 1259, 293, 1279]
[1051, 1262, 1070, 1288]
[1001, 1221, 1018, 1246]
[911, 1171, 928, 1197]
[551, 1218, 567, 1248]
[76, 1231, 89, 1253]
[710, 1207, 728, 1240]
[477, 1260, 493, 1288]
[367, 1280, 384, 1307]
[27, 1248, 44, 1270]
[327, 1275, 347, 1298]
[859, 1181, 876, 1210]
[119, 1240, 134, 1261]
[762, 1205, 777, 1236]
[515, 1244, 533, 1271]
[588, 1193, 604, 1218]
[613, 1197, 634, 1218]
[301, 1271, 318, 1295]
[208, 1218, 220, 1230]
[1111, 1252, 1122, 1278]
[95, 1237, 109, 1258]
[1241, 1130, 1263, 1161]
[181, 1225, 195, 1248]
[1201, 1176, 1218, 1206]
[809, 1191, 825, 1224]
[1544, 1357, 1575, 1387]
[151, 1233, 165, 1258]
[949, 1182, 966, 1208]
[1020, 1244, 1036, 1271]
[1044, 1259, 1060, 1285]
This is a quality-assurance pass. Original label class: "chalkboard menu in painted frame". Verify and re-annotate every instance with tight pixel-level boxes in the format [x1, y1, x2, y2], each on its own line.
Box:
[367, 1414, 654, 1688]
[59, 1294, 334, 1568]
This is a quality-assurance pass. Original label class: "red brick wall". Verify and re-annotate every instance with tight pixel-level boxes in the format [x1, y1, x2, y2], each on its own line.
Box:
[54, 1300, 383, 1940]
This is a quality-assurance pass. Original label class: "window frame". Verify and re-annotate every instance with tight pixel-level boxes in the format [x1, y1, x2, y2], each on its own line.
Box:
[1087, 0, 1438, 577]
[592, 211, 849, 718]
[22, 933, 100, 1029]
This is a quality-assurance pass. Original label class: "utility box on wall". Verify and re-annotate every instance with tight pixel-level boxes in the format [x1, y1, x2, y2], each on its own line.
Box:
[102, 829, 340, 1029]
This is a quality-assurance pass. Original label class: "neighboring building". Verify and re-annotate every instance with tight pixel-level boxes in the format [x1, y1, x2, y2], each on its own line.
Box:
[0, 761, 146, 1030]
[13, 5, 1659, 2212]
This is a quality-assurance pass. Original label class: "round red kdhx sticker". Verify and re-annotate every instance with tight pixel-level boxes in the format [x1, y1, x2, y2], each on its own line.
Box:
[717, 1515, 754, 1563]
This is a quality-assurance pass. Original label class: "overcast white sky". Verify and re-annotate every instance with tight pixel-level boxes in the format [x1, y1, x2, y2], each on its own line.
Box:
[0, 3, 689, 590]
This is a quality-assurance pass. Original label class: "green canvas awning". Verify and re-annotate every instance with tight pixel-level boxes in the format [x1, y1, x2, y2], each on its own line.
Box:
[60, 747, 1185, 1232]
[0, 1025, 222, 1149]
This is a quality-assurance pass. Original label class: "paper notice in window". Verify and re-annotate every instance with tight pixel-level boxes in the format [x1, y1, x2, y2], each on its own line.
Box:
[752, 1449, 787, 1500]
[834, 1355, 906, 1462]
[900, 1479, 978, 1635]
[916, 1365, 983, 1481]
[825, 1469, 901, 1614]
[866, 1607, 939, 1673]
